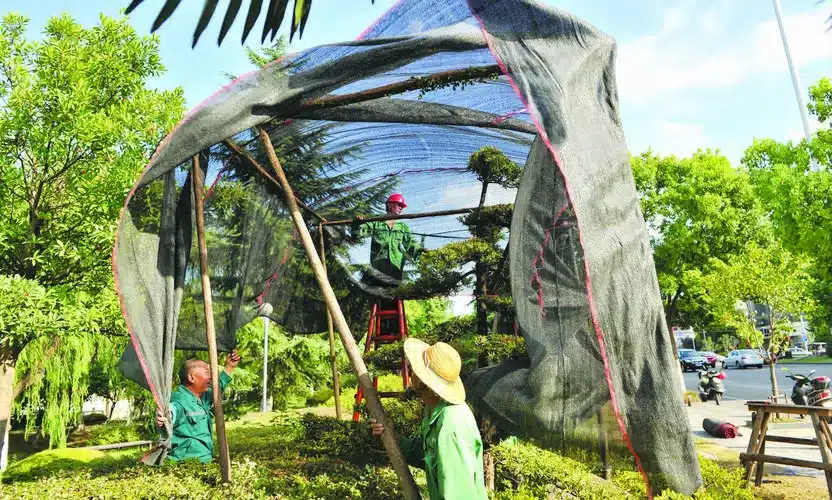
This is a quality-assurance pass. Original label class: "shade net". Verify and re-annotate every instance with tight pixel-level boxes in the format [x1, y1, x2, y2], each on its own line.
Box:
[113, 0, 701, 493]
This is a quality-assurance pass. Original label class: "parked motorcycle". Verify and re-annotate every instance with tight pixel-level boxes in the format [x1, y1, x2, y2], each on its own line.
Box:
[784, 367, 832, 409]
[698, 367, 726, 405]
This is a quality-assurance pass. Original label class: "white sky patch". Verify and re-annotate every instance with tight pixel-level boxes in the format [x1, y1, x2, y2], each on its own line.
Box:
[431, 183, 517, 212]
[617, 7, 832, 104]
[652, 120, 710, 158]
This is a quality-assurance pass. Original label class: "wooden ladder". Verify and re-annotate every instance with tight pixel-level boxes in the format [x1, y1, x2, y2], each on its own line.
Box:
[353, 298, 411, 421]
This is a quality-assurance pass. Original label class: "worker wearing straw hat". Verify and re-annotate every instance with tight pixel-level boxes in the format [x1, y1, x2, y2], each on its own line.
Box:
[371, 339, 487, 499]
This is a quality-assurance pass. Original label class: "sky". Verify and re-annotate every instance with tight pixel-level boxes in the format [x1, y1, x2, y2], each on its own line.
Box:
[11, 0, 832, 314]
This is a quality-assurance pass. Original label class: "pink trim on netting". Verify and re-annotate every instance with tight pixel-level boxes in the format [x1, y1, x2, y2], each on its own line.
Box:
[255, 242, 294, 306]
[488, 107, 527, 126]
[111, 48, 305, 400]
[466, 3, 652, 497]
[205, 161, 231, 200]
[529, 202, 568, 316]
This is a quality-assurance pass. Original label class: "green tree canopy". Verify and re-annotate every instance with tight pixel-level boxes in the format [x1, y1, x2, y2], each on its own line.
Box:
[742, 76, 832, 334]
[630, 149, 767, 329]
[0, 12, 184, 456]
[702, 241, 816, 397]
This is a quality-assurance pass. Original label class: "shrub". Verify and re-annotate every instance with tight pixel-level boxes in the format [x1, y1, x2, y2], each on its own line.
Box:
[2, 448, 112, 483]
[492, 439, 631, 498]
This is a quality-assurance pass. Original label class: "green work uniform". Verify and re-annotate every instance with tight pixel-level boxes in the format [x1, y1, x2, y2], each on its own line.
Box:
[400, 401, 487, 500]
[167, 371, 231, 463]
[353, 220, 422, 281]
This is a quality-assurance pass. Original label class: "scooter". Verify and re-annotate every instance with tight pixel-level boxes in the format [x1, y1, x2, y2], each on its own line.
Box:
[784, 367, 832, 408]
[698, 367, 726, 405]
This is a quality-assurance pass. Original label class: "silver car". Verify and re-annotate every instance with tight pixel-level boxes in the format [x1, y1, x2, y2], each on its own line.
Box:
[724, 349, 764, 369]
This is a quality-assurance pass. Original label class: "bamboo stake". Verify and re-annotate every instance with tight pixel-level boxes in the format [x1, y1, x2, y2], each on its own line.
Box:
[192, 155, 232, 483]
[256, 128, 420, 499]
[318, 223, 343, 420]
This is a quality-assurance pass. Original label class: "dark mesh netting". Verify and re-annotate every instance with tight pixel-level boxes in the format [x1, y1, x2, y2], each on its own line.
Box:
[113, 0, 701, 493]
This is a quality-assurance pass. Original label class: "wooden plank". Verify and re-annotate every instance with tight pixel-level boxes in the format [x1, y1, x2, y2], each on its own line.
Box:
[764, 435, 819, 446]
[746, 402, 832, 417]
[255, 127, 420, 500]
[192, 155, 231, 483]
[744, 410, 765, 483]
[755, 439, 766, 486]
[810, 413, 832, 494]
[740, 453, 832, 471]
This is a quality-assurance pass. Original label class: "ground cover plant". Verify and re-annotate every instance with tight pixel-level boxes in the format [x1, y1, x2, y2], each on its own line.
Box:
[0, 408, 763, 500]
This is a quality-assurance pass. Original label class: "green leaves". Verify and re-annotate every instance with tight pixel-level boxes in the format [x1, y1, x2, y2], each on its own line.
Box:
[630, 149, 766, 328]
[126, 0, 346, 46]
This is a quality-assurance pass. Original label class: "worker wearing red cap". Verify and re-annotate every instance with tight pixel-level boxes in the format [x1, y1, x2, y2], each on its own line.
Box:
[352, 193, 423, 288]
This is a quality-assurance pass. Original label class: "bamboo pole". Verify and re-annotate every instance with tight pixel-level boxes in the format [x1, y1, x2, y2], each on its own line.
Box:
[222, 139, 325, 223]
[192, 155, 232, 483]
[318, 223, 343, 420]
[256, 128, 420, 499]
[323, 206, 479, 226]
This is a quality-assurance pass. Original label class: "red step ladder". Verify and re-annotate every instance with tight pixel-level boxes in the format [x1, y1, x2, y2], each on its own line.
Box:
[353, 298, 411, 421]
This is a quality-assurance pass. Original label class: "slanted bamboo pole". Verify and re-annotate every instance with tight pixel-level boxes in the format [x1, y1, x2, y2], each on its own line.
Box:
[256, 128, 420, 499]
[318, 223, 343, 420]
[222, 139, 325, 223]
[192, 155, 232, 483]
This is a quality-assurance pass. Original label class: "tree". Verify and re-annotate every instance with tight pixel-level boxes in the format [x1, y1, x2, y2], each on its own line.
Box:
[412, 146, 519, 335]
[743, 77, 832, 337]
[703, 242, 816, 399]
[125, 0, 375, 47]
[630, 150, 767, 329]
[0, 12, 184, 467]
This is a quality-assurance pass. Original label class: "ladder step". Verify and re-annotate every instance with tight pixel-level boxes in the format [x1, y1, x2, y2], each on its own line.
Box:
[372, 335, 403, 343]
[375, 310, 400, 318]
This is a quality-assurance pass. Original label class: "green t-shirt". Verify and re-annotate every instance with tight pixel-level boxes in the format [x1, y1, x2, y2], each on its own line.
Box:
[167, 371, 231, 463]
[400, 401, 487, 500]
[353, 220, 422, 276]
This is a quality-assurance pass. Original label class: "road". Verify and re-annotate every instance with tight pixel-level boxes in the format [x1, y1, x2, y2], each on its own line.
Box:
[682, 363, 832, 401]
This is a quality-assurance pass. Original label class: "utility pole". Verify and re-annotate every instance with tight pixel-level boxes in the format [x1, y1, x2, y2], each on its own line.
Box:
[772, 0, 814, 145]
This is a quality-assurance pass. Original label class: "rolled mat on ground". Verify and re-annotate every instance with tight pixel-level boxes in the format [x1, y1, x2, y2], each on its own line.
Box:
[703, 418, 738, 438]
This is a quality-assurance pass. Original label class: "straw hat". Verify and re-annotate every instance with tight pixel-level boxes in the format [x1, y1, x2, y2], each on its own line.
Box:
[403, 339, 466, 404]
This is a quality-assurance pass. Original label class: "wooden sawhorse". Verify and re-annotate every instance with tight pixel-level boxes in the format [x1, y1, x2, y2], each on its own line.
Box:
[740, 401, 832, 496]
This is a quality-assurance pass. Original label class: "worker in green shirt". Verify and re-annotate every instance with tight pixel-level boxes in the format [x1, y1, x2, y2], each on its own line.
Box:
[371, 340, 487, 499]
[154, 350, 241, 463]
[352, 193, 424, 288]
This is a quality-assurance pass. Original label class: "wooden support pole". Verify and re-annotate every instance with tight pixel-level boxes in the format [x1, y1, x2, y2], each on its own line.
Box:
[192, 155, 232, 483]
[253, 64, 502, 116]
[318, 223, 343, 420]
[257, 128, 420, 499]
[323, 206, 479, 226]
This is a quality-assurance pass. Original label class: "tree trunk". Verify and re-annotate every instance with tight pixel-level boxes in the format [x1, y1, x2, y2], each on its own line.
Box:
[0, 359, 16, 472]
[483, 448, 495, 491]
[475, 263, 488, 335]
[769, 360, 779, 400]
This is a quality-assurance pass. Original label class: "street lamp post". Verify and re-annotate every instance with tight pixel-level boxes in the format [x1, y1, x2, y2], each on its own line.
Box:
[771, 0, 814, 144]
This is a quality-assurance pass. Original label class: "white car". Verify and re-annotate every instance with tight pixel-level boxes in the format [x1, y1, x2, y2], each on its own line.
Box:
[724, 349, 765, 369]
[787, 347, 812, 359]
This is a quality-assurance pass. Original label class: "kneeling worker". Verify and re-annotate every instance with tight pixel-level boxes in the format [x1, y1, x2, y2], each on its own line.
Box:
[155, 350, 241, 463]
[371, 340, 487, 499]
